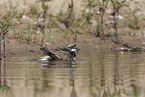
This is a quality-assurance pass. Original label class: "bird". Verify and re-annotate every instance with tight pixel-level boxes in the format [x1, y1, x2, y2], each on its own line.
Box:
[39, 44, 80, 61]
[55, 44, 79, 58]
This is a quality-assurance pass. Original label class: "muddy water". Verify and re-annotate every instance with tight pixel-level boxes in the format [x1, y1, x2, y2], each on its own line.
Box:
[0, 50, 145, 97]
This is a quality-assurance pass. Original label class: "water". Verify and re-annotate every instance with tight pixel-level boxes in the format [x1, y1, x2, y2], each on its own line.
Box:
[0, 50, 145, 97]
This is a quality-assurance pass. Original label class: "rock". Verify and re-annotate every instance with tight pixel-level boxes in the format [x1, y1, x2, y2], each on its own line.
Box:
[60, 23, 66, 29]
[115, 15, 123, 19]
[85, 8, 90, 13]
[142, 42, 145, 44]
[114, 47, 131, 51]
[143, 31, 145, 38]
[129, 32, 136, 36]
[91, 20, 97, 26]
[38, 18, 45, 22]
[115, 46, 145, 52]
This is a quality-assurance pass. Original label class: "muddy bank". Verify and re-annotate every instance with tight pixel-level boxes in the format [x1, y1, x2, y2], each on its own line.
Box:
[2, 38, 41, 57]
[3, 33, 145, 57]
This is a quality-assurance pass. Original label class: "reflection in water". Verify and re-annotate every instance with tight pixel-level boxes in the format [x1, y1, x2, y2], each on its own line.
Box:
[0, 59, 1, 86]
[128, 57, 140, 97]
[113, 53, 120, 96]
[33, 60, 78, 97]
[0, 57, 11, 94]
[0, 51, 145, 97]
[69, 61, 77, 97]
[100, 53, 105, 87]
[99, 53, 107, 97]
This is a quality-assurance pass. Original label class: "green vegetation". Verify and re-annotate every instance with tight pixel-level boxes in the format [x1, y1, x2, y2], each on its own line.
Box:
[0, 0, 144, 48]
[88, 0, 109, 39]
[0, 19, 11, 58]
[0, 82, 11, 93]
[110, 0, 126, 42]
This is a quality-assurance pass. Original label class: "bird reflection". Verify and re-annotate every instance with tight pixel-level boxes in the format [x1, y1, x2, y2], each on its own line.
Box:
[69, 61, 77, 97]
[42, 60, 78, 97]
[34, 59, 78, 97]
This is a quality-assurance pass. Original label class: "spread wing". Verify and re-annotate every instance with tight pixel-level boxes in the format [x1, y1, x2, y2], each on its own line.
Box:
[40, 46, 60, 60]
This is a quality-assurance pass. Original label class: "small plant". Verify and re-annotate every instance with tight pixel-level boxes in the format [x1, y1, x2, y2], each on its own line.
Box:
[41, 0, 50, 23]
[110, 0, 126, 42]
[37, 0, 50, 33]
[97, 0, 109, 39]
[17, 32, 24, 40]
[67, 0, 74, 28]
[82, 0, 95, 24]
[0, 82, 11, 93]
[82, 9, 93, 25]
[41, 27, 47, 43]
[55, 3, 68, 27]
[25, 24, 32, 44]
[36, 0, 51, 43]
[0, 19, 11, 58]
[87, 0, 109, 39]
[95, 23, 101, 37]
[128, 15, 142, 29]
[69, 29, 82, 44]
[30, 4, 38, 15]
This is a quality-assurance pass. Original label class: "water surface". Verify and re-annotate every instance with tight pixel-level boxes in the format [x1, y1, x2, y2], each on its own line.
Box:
[0, 50, 145, 97]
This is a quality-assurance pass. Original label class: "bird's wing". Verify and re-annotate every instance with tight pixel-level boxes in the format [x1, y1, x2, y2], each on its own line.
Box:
[40, 47, 60, 60]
